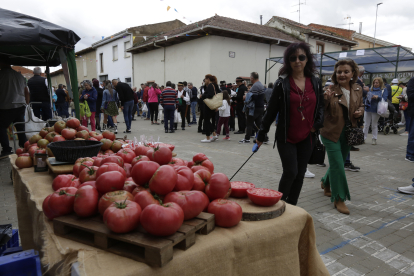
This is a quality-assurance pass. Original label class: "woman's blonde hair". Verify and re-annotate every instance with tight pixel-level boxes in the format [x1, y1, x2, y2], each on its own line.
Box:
[371, 77, 385, 90]
[331, 59, 359, 86]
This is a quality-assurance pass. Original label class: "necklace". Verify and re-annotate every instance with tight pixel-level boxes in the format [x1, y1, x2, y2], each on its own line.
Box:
[293, 80, 306, 121]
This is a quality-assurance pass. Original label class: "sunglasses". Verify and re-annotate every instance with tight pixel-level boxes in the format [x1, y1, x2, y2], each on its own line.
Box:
[289, 54, 306, 62]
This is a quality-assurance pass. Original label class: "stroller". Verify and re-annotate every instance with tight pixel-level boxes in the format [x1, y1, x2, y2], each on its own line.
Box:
[369, 104, 400, 135]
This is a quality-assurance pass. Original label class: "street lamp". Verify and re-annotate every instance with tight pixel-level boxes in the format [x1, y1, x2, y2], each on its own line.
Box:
[373, 2, 383, 48]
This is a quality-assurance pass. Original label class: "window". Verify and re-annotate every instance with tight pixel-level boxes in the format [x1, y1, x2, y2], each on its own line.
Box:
[113, 45, 118, 61]
[125, 77, 131, 87]
[99, 75, 108, 82]
[99, 53, 104, 73]
[82, 60, 87, 77]
[316, 42, 325, 54]
[124, 41, 131, 58]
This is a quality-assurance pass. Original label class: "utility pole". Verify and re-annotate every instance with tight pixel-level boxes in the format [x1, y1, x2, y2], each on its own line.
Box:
[336, 16, 354, 30]
[291, 0, 306, 23]
[373, 3, 383, 48]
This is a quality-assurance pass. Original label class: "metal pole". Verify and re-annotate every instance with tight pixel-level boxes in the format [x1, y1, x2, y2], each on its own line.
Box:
[299, 0, 301, 23]
[395, 46, 400, 78]
[373, 3, 383, 48]
[265, 59, 268, 84]
[319, 53, 323, 78]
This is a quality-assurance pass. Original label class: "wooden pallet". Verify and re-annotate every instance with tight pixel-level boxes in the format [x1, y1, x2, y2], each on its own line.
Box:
[53, 212, 215, 267]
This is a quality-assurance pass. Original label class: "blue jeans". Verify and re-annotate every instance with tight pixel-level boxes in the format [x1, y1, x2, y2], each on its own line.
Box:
[164, 105, 175, 130]
[56, 104, 69, 118]
[407, 115, 414, 159]
[123, 100, 134, 130]
[108, 116, 114, 127]
[32, 102, 53, 121]
[191, 102, 197, 122]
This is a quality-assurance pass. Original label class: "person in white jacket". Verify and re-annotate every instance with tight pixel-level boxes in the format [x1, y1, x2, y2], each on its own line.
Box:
[216, 91, 231, 140]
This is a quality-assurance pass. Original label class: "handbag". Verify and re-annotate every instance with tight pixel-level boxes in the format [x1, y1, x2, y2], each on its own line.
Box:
[345, 124, 364, 146]
[203, 85, 223, 110]
[400, 101, 408, 111]
[308, 134, 325, 165]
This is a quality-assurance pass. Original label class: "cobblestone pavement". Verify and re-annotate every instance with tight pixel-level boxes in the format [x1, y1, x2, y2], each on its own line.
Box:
[1, 116, 413, 275]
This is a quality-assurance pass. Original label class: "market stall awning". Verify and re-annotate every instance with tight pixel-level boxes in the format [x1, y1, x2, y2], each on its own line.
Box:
[0, 8, 80, 66]
[0, 8, 81, 119]
[266, 46, 414, 82]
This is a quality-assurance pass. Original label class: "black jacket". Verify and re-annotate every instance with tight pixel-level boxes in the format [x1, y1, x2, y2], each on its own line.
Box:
[202, 83, 220, 100]
[55, 89, 67, 104]
[28, 75, 50, 102]
[258, 75, 324, 146]
[234, 84, 247, 106]
[96, 87, 104, 112]
[407, 77, 414, 118]
[115, 82, 134, 106]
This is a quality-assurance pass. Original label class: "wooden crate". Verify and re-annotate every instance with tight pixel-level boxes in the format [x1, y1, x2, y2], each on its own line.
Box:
[53, 212, 215, 267]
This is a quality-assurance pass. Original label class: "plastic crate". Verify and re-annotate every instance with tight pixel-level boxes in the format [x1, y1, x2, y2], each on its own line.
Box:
[0, 229, 19, 255]
[0, 249, 41, 276]
[1, 246, 23, 256]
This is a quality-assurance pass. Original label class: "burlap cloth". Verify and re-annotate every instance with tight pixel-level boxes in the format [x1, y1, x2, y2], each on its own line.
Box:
[10, 155, 329, 276]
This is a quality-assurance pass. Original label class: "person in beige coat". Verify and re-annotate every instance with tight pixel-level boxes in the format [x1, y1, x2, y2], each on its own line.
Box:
[320, 59, 364, 215]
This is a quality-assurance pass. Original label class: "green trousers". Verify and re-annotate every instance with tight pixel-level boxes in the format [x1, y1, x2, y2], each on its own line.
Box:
[321, 128, 351, 202]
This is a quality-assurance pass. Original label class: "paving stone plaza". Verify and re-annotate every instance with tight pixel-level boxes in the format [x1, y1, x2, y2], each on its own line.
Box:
[1, 117, 413, 275]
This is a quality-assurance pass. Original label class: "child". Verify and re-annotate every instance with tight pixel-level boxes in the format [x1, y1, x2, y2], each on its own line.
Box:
[70, 99, 75, 117]
[216, 91, 231, 140]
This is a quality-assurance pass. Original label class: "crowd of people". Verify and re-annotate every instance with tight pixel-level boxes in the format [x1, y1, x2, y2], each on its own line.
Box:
[0, 44, 413, 215]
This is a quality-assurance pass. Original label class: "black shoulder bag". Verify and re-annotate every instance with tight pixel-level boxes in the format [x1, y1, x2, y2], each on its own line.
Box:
[308, 133, 326, 165]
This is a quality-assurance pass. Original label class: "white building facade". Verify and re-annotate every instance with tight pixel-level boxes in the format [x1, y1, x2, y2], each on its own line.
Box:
[132, 35, 286, 86]
[92, 31, 134, 86]
[129, 15, 299, 86]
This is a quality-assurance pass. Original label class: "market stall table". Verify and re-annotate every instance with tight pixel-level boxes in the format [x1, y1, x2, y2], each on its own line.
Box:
[10, 155, 329, 276]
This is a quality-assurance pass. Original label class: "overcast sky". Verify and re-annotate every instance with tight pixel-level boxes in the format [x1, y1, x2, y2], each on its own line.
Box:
[4, 0, 413, 70]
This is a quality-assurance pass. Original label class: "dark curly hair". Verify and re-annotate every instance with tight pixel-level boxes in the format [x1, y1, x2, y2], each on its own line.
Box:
[279, 42, 316, 77]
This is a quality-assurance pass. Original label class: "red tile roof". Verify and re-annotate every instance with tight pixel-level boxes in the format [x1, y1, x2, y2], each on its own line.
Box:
[268, 16, 354, 41]
[308, 23, 355, 40]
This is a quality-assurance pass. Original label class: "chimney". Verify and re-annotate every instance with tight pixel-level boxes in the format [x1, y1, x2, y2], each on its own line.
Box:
[359, 22, 362, 34]
[260, 15, 263, 25]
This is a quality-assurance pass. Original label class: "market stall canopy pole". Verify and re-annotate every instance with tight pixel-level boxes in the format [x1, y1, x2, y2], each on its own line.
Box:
[67, 50, 80, 119]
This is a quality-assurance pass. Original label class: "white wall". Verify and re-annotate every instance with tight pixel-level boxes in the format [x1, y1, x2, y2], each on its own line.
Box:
[95, 35, 133, 85]
[209, 36, 285, 85]
[133, 47, 164, 85]
[133, 36, 286, 87]
[134, 36, 211, 87]
[308, 38, 344, 53]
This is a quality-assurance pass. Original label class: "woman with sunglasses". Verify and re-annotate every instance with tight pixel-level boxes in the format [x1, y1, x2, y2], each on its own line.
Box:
[321, 59, 363, 214]
[256, 42, 324, 206]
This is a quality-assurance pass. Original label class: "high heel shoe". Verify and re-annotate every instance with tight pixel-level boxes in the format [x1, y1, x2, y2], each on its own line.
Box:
[334, 200, 350, 215]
